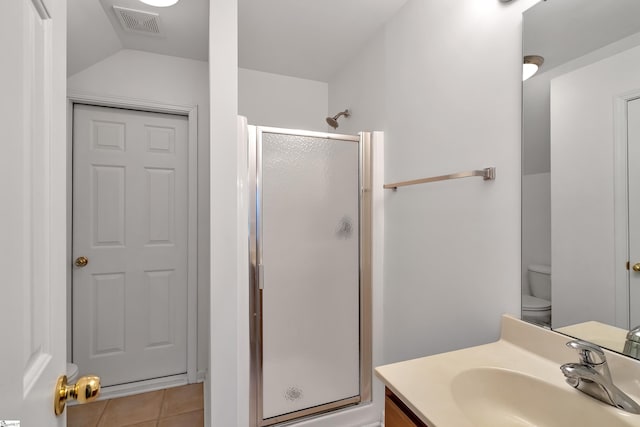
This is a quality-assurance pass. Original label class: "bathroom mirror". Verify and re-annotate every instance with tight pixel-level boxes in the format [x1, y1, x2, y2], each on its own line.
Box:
[522, 0, 640, 357]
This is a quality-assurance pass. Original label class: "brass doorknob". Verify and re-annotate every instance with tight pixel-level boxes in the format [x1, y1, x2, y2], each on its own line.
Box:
[54, 374, 100, 415]
[633, 263, 640, 272]
[74, 256, 88, 267]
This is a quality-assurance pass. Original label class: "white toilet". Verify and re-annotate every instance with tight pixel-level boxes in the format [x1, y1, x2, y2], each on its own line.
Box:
[522, 264, 551, 326]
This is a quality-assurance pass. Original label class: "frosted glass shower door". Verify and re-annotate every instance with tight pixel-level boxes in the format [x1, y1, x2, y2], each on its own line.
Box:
[259, 130, 360, 420]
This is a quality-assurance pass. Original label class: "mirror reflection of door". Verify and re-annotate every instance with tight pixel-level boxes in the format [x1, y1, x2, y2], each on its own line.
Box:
[628, 98, 640, 327]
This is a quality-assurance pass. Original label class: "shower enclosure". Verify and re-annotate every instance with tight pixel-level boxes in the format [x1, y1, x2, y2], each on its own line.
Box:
[249, 127, 372, 426]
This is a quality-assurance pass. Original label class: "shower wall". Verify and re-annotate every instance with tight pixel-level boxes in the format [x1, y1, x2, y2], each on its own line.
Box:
[254, 128, 365, 424]
[239, 68, 328, 131]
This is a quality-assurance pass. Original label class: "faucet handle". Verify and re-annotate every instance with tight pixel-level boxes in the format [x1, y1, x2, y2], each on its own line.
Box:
[566, 339, 607, 366]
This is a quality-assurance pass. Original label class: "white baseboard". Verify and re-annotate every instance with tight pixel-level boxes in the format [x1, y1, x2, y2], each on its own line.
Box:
[197, 369, 207, 382]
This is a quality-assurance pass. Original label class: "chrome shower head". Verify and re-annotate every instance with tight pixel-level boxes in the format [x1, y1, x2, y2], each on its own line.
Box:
[326, 109, 350, 129]
[326, 116, 339, 128]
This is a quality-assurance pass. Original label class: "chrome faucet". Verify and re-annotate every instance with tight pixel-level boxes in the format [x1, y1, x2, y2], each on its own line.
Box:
[624, 325, 640, 358]
[560, 339, 640, 414]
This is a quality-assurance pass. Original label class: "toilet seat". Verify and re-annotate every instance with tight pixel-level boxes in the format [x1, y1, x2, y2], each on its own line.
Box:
[522, 294, 551, 326]
[522, 294, 550, 311]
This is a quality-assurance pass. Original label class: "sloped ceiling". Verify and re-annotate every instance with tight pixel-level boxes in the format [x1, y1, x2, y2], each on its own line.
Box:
[239, 0, 407, 81]
[67, 0, 208, 76]
[67, 0, 122, 76]
[68, 0, 407, 81]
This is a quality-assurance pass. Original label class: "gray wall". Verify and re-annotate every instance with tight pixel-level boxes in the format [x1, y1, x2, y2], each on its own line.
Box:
[329, 0, 539, 364]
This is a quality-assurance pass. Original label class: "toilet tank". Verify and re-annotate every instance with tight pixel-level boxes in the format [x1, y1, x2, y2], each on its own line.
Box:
[528, 264, 551, 301]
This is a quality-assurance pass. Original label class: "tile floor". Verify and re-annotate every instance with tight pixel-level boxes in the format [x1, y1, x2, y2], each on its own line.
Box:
[68, 383, 203, 427]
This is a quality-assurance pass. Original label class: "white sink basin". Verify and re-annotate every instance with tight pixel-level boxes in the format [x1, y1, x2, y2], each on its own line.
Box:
[375, 316, 640, 427]
[451, 367, 636, 427]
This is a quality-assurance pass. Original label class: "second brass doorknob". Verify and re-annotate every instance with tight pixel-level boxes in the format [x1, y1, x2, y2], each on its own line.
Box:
[633, 263, 640, 272]
[74, 256, 88, 267]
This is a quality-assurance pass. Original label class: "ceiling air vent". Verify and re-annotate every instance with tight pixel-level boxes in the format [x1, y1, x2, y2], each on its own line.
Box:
[113, 6, 163, 36]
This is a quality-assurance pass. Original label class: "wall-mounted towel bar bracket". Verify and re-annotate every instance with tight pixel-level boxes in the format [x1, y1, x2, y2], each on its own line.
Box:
[384, 167, 496, 190]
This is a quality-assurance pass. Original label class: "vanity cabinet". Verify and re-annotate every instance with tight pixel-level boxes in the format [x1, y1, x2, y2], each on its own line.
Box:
[385, 388, 429, 427]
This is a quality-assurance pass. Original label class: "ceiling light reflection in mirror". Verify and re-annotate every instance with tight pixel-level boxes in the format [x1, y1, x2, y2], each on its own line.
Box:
[139, 0, 179, 7]
[523, 55, 544, 81]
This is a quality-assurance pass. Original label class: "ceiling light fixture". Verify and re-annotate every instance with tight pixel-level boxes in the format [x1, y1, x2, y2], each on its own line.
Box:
[138, 0, 180, 7]
[523, 55, 544, 81]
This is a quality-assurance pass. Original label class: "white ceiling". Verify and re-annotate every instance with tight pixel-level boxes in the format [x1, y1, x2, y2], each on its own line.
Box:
[67, 0, 407, 81]
[524, 0, 640, 73]
[238, 0, 407, 81]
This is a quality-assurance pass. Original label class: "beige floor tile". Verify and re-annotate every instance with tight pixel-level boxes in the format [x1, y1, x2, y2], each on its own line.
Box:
[158, 410, 204, 427]
[97, 390, 164, 427]
[122, 421, 158, 427]
[68, 400, 108, 427]
[160, 383, 204, 417]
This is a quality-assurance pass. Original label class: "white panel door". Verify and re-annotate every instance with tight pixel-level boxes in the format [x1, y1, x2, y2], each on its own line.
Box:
[72, 105, 189, 387]
[0, 0, 67, 424]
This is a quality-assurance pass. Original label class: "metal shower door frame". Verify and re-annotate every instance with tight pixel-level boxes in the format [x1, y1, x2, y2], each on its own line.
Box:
[248, 126, 373, 427]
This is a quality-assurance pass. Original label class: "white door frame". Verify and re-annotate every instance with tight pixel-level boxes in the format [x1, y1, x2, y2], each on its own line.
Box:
[67, 91, 199, 392]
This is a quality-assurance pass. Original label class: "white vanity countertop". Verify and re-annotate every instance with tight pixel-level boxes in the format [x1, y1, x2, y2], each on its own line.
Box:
[556, 321, 628, 354]
[375, 315, 640, 427]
